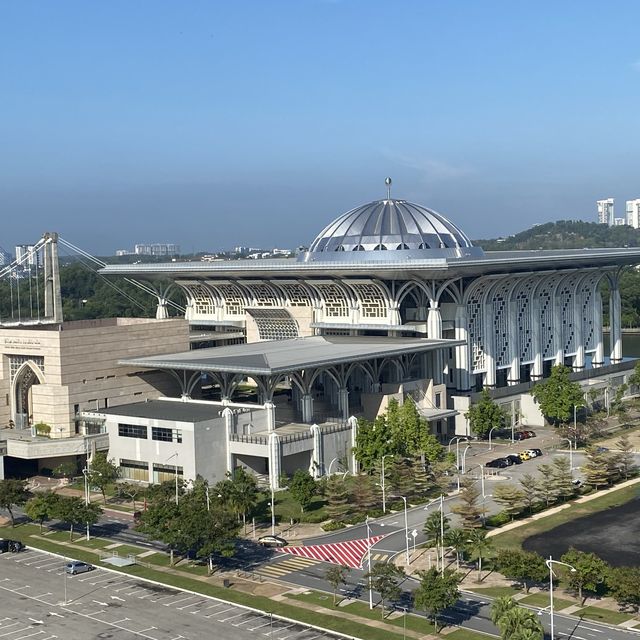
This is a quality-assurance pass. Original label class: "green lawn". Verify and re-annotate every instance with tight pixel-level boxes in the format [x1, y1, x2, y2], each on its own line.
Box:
[491, 484, 640, 551]
[468, 586, 521, 598]
[446, 629, 496, 640]
[578, 606, 635, 625]
[519, 593, 575, 610]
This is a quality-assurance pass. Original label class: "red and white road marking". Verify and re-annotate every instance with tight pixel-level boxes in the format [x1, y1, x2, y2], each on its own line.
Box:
[278, 535, 385, 569]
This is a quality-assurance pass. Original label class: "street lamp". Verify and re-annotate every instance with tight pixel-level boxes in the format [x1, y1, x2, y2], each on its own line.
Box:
[400, 496, 409, 565]
[573, 404, 585, 448]
[487, 426, 498, 451]
[166, 453, 179, 505]
[327, 457, 339, 475]
[604, 388, 611, 417]
[381, 454, 393, 513]
[564, 438, 574, 471]
[270, 485, 276, 536]
[424, 494, 445, 570]
[472, 464, 486, 498]
[461, 445, 471, 475]
[82, 467, 100, 541]
[365, 515, 373, 609]
[544, 556, 577, 640]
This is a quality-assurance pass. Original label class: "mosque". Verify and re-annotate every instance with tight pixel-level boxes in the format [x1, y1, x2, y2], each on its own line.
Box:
[2, 183, 639, 487]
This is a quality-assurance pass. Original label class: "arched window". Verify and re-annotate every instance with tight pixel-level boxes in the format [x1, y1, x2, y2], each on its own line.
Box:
[352, 244, 365, 251]
[396, 243, 410, 250]
[334, 245, 345, 252]
[373, 244, 387, 251]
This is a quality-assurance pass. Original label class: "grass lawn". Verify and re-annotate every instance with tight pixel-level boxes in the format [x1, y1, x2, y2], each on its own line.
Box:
[467, 586, 521, 598]
[446, 629, 496, 640]
[72, 537, 113, 550]
[519, 593, 575, 610]
[491, 484, 640, 551]
[577, 606, 635, 625]
[101, 544, 150, 558]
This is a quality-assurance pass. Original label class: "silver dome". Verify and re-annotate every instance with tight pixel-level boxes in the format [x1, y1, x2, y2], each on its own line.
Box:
[298, 199, 483, 262]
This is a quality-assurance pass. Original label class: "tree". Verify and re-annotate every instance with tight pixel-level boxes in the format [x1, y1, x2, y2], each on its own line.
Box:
[0, 479, 31, 527]
[583, 447, 614, 490]
[224, 467, 259, 530]
[493, 484, 526, 521]
[326, 475, 349, 521]
[536, 463, 559, 506]
[490, 596, 517, 626]
[52, 495, 102, 541]
[561, 548, 608, 605]
[365, 562, 405, 618]
[87, 452, 120, 503]
[450, 477, 484, 528]
[54, 461, 78, 479]
[423, 511, 450, 569]
[612, 434, 638, 480]
[518, 474, 541, 513]
[496, 606, 543, 640]
[351, 474, 377, 514]
[413, 567, 461, 632]
[606, 566, 640, 612]
[531, 364, 583, 426]
[117, 482, 145, 510]
[411, 457, 432, 500]
[24, 491, 59, 533]
[465, 528, 493, 583]
[495, 549, 548, 593]
[325, 565, 350, 605]
[288, 470, 317, 513]
[444, 527, 467, 570]
[465, 389, 506, 439]
[550, 456, 575, 501]
[387, 456, 415, 498]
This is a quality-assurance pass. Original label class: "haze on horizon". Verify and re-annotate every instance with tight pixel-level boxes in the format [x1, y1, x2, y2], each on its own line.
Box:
[2, 1, 640, 255]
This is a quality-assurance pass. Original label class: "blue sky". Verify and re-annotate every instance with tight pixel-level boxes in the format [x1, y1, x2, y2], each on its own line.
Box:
[2, 1, 640, 254]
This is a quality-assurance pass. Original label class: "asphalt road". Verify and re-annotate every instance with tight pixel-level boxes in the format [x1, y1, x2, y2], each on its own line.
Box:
[0, 547, 348, 640]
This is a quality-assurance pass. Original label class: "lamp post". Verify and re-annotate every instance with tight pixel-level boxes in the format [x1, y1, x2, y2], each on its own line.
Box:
[381, 454, 393, 513]
[82, 467, 100, 541]
[461, 445, 471, 475]
[487, 426, 498, 451]
[424, 495, 445, 570]
[166, 453, 179, 505]
[365, 515, 373, 610]
[270, 485, 276, 536]
[545, 556, 577, 640]
[604, 388, 611, 417]
[564, 438, 574, 471]
[400, 496, 409, 565]
[327, 457, 338, 475]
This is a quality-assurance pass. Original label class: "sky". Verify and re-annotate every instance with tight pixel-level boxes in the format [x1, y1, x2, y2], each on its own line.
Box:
[2, 0, 640, 255]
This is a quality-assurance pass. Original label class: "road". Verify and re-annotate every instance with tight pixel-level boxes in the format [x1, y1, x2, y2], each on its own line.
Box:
[0, 547, 348, 640]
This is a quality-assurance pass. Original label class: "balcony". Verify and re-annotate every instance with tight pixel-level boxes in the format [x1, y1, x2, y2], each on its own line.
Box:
[0, 430, 109, 460]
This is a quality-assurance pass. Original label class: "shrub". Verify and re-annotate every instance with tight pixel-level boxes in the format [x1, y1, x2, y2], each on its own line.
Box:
[322, 520, 346, 532]
[485, 511, 511, 528]
[34, 422, 51, 437]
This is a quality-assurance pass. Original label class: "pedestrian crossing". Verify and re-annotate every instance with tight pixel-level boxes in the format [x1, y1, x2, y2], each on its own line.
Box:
[258, 556, 320, 578]
[370, 552, 390, 562]
[279, 534, 386, 568]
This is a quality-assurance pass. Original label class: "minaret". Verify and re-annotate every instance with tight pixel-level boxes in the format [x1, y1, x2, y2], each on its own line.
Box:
[43, 232, 64, 324]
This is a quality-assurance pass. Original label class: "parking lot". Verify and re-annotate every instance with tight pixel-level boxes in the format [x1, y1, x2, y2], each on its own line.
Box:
[0, 547, 351, 640]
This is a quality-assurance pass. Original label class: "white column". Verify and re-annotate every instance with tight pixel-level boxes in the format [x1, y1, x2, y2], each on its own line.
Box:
[593, 290, 604, 367]
[0, 455, 4, 480]
[454, 304, 471, 391]
[389, 304, 401, 326]
[349, 415, 358, 474]
[268, 432, 281, 490]
[428, 305, 444, 384]
[610, 281, 623, 362]
[507, 299, 520, 385]
[483, 302, 496, 388]
[553, 288, 564, 366]
[573, 282, 585, 371]
[338, 387, 349, 421]
[264, 401, 276, 432]
[531, 295, 543, 380]
[310, 424, 322, 478]
[301, 393, 314, 423]
[223, 407, 234, 474]
[155, 297, 169, 319]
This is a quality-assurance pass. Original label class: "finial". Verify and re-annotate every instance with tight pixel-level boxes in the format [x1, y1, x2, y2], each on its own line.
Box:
[385, 177, 392, 200]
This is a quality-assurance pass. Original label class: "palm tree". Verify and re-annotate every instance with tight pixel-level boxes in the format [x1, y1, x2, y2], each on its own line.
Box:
[497, 606, 543, 640]
[490, 596, 516, 626]
[444, 527, 466, 570]
[511, 628, 543, 640]
[423, 511, 450, 569]
[465, 528, 493, 582]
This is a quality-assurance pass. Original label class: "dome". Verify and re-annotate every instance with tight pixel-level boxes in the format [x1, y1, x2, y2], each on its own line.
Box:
[298, 198, 484, 262]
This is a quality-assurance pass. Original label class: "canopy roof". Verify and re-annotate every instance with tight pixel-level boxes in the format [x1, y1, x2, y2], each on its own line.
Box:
[120, 335, 461, 376]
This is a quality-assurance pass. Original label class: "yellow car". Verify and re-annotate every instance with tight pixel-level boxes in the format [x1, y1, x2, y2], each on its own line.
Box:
[518, 451, 532, 461]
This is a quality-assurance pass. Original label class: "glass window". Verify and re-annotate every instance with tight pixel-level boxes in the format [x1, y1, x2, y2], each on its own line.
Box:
[152, 463, 183, 484]
[151, 427, 182, 443]
[118, 423, 147, 439]
[119, 459, 149, 482]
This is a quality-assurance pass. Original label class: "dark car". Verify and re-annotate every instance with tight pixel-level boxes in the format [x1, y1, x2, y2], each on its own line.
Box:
[258, 535, 287, 548]
[524, 430, 537, 438]
[486, 458, 509, 469]
[505, 454, 523, 465]
[0, 539, 24, 553]
[514, 432, 528, 441]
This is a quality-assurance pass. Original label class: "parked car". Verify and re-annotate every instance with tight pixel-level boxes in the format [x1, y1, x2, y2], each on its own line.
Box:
[525, 449, 541, 458]
[65, 561, 94, 575]
[530, 448, 542, 457]
[523, 430, 537, 438]
[596, 446, 609, 453]
[505, 454, 523, 465]
[514, 432, 529, 441]
[518, 451, 532, 461]
[486, 458, 509, 469]
[257, 535, 287, 548]
[0, 539, 24, 553]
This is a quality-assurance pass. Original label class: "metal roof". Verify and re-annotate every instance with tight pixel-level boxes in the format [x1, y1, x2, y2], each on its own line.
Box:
[88, 399, 222, 423]
[119, 335, 462, 376]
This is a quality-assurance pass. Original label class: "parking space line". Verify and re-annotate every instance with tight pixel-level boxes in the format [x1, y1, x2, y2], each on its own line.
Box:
[0, 623, 18, 631]
[15, 630, 46, 639]
[248, 619, 273, 631]
[205, 606, 235, 618]
[219, 612, 248, 623]
[0, 626, 34, 638]
[87, 575, 118, 585]
[163, 596, 197, 607]
[175, 600, 207, 610]
[232, 615, 258, 627]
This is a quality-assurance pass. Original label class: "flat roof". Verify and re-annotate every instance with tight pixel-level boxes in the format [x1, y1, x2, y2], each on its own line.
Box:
[99, 247, 640, 280]
[120, 335, 462, 376]
[90, 400, 221, 423]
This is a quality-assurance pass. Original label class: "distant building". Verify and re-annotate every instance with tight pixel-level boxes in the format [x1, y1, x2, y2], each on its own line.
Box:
[597, 198, 615, 226]
[134, 243, 180, 257]
[0, 247, 11, 266]
[115, 249, 132, 256]
[626, 199, 640, 229]
[613, 218, 626, 226]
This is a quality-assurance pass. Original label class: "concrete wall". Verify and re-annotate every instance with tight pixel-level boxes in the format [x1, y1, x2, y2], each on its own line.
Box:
[320, 427, 352, 473]
[194, 416, 229, 484]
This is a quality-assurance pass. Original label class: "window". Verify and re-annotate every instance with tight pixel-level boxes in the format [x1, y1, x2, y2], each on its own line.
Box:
[118, 423, 148, 439]
[435, 392, 442, 408]
[119, 459, 149, 482]
[153, 463, 183, 484]
[151, 427, 182, 443]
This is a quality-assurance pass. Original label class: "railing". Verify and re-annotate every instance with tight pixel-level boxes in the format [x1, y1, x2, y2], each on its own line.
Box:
[229, 434, 269, 445]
